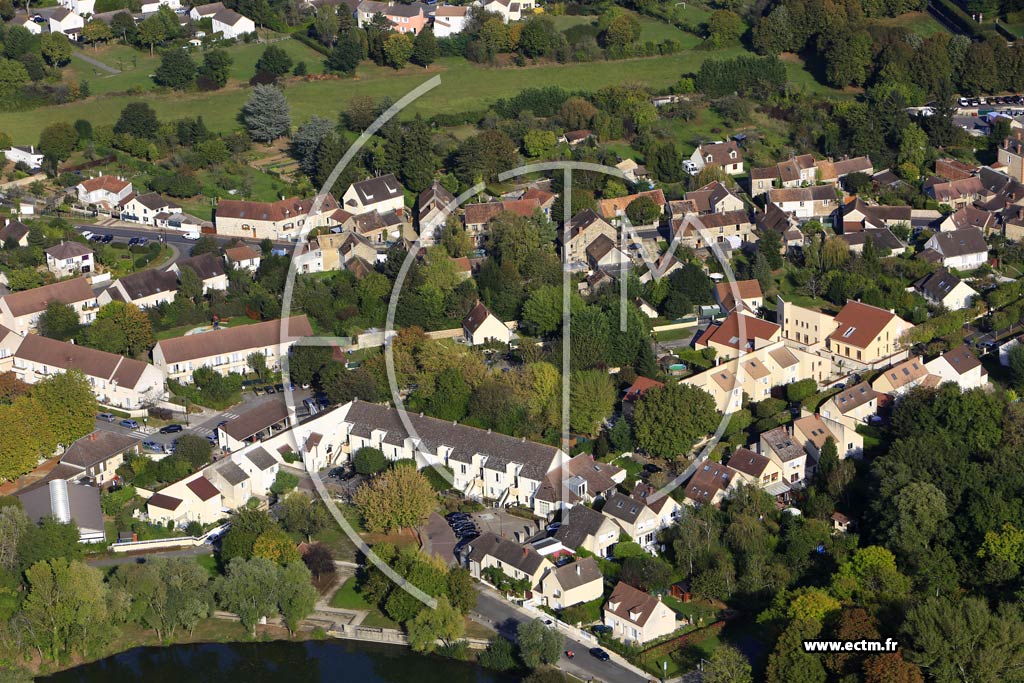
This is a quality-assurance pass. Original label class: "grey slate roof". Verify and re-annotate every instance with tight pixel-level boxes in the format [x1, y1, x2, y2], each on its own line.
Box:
[553, 504, 611, 549]
[601, 491, 648, 525]
[343, 400, 562, 481]
[347, 173, 404, 208]
[243, 446, 279, 471]
[468, 531, 547, 575]
[116, 268, 179, 300]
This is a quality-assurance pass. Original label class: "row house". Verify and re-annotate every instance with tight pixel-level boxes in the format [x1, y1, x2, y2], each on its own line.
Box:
[11, 333, 166, 410]
[793, 412, 863, 460]
[750, 155, 872, 198]
[0, 277, 98, 334]
[836, 228, 906, 256]
[820, 382, 878, 433]
[552, 504, 621, 558]
[467, 532, 552, 587]
[98, 268, 179, 308]
[559, 209, 617, 264]
[759, 425, 812, 486]
[463, 197, 549, 245]
[839, 198, 911, 233]
[417, 181, 457, 245]
[768, 185, 837, 220]
[152, 315, 313, 382]
[925, 175, 990, 210]
[597, 189, 667, 228]
[940, 205, 997, 234]
[119, 192, 181, 226]
[684, 181, 744, 215]
[337, 400, 570, 507]
[693, 311, 781, 361]
[171, 252, 229, 292]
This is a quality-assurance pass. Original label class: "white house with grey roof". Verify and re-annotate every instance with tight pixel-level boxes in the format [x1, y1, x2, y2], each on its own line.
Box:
[342, 174, 406, 216]
[914, 268, 978, 311]
[337, 400, 570, 507]
[601, 491, 663, 553]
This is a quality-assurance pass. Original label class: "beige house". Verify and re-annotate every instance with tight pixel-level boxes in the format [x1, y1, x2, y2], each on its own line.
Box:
[315, 232, 378, 272]
[603, 582, 677, 644]
[793, 412, 864, 460]
[820, 382, 878, 431]
[533, 453, 625, 515]
[560, 209, 617, 264]
[824, 300, 913, 366]
[597, 189, 667, 227]
[214, 195, 340, 241]
[684, 340, 827, 413]
[713, 279, 762, 314]
[417, 181, 456, 245]
[694, 312, 781, 361]
[206, 458, 252, 508]
[0, 278, 98, 334]
[728, 447, 784, 490]
[538, 557, 603, 610]
[998, 136, 1024, 182]
[152, 315, 314, 382]
[601, 492, 662, 552]
[462, 302, 512, 345]
[147, 474, 224, 527]
[690, 142, 744, 175]
[12, 334, 166, 410]
[552, 504, 621, 558]
[760, 426, 811, 486]
[768, 185, 837, 220]
[60, 431, 140, 487]
[467, 532, 553, 589]
[777, 296, 839, 349]
[914, 268, 978, 311]
[684, 181, 745, 215]
[871, 356, 933, 397]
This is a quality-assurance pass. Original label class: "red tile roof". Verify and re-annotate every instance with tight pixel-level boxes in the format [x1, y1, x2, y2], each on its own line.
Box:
[826, 300, 898, 349]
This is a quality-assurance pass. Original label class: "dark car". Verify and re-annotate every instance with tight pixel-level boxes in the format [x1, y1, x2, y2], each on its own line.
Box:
[446, 512, 470, 523]
[159, 424, 183, 434]
[128, 237, 139, 246]
[102, 234, 114, 243]
[327, 467, 346, 479]
[592, 625, 613, 635]
[589, 648, 610, 662]
[263, 385, 275, 394]
[274, 383, 285, 393]
[643, 463, 662, 474]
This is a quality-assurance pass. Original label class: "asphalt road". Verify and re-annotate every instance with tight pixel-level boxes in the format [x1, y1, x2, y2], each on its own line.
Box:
[471, 589, 648, 683]
[86, 544, 213, 568]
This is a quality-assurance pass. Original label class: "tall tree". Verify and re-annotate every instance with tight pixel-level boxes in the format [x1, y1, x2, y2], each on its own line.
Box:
[37, 301, 80, 341]
[516, 619, 564, 669]
[153, 49, 196, 89]
[411, 26, 437, 67]
[254, 44, 293, 78]
[633, 383, 718, 458]
[241, 85, 292, 143]
[215, 557, 280, 636]
[32, 370, 96, 448]
[21, 558, 109, 662]
[407, 595, 464, 652]
[352, 465, 436, 532]
[568, 370, 616, 437]
[277, 562, 318, 635]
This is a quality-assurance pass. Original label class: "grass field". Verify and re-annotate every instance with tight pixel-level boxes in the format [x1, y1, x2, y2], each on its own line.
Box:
[870, 11, 950, 36]
[7, 43, 835, 139]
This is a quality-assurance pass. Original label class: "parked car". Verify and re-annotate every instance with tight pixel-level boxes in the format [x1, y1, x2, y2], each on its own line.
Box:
[136, 237, 148, 246]
[97, 412, 116, 422]
[120, 419, 139, 429]
[127, 237, 138, 246]
[446, 512, 470, 523]
[159, 424, 183, 434]
[142, 440, 164, 452]
[589, 648, 611, 662]
[81, 231, 94, 240]
[592, 625, 612, 636]
[274, 383, 285, 393]
[643, 463, 662, 474]
[205, 434, 218, 444]
[253, 386, 265, 396]
[327, 467, 346, 479]
[102, 234, 114, 243]
[263, 385, 275, 394]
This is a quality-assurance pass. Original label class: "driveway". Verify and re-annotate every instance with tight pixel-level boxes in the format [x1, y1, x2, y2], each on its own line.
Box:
[472, 509, 541, 542]
[421, 512, 458, 565]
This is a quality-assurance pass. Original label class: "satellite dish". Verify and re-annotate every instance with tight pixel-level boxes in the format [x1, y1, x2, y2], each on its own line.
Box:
[390, 230, 401, 239]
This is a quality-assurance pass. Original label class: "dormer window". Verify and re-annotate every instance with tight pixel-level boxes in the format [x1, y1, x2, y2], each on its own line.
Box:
[729, 151, 737, 159]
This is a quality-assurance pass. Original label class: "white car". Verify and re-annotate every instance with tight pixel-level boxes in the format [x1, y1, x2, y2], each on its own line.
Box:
[182, 232, 201, 240]
[683, 160, 699, 175]
[81, 231, 94, 240]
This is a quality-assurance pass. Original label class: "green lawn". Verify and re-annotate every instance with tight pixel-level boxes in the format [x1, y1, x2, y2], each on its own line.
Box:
[636, 14, 697, 47]
[871, 11, 950, 36]
[195, 553, 220, 577]
[154, 314, 266, 340]
[330, 576, 373, 609]
[9, 47, 837, 138]
[66, 38, 326, 97]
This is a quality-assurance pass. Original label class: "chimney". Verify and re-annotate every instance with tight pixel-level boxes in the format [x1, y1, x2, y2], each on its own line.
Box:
[575, 564, 581, 576]
[89, 432, 97, 441]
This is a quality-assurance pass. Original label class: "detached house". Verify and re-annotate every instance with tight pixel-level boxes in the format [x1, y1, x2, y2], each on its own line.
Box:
[99, 268, 179, 308]
[417, 181, 456, 244]
[467, 532, 553, 589]
[75, 176, 132, 209]
[998, 135, 1024, 182]
[925, 344, 987, 391]
[462, 302, 512, 346]
[690, 141, 744, 175]
[713, 279, 762, 314]
[920, 227, 988, 271]
[171, 253, 228, 292]
[357, 0, 430, 32]
[211, 6, 256, 38]
[44, 241, 93, 277]
[539, 557, 603, 610]
[839, 198, 911, 233]
[342, 174, 405, 216]
[5, 145, 44, 169]
[603, 582, 677, 645]
[0, 277, 98, 334]
[60, 431, 141, 487]
[432, 5, 469, 36]
[479, 0, 534, 23]
[925, 175, 989, 210]
[793, 412, 863, 460]
[914, 268, 978, 311]
[0, 219, 29, 247]
[19, 480, 103, 545]
[224, 244, 262, 273]
[119, 192, 181, 226]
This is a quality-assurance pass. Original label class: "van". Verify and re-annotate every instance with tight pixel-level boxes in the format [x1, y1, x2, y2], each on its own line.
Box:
[183, 231, 200, 240]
